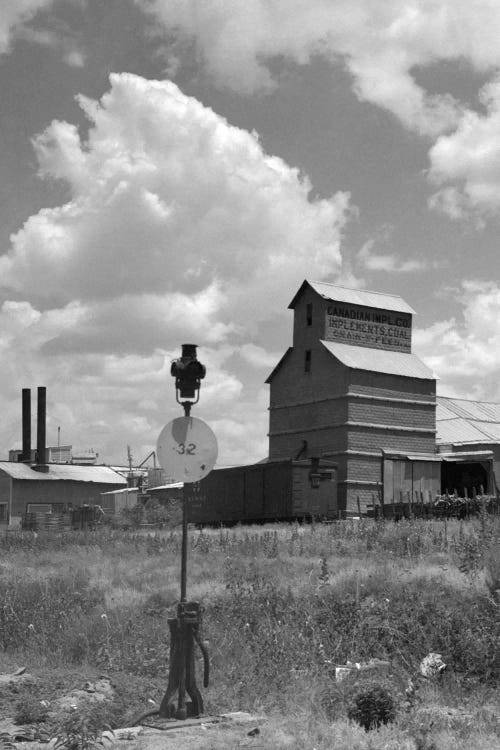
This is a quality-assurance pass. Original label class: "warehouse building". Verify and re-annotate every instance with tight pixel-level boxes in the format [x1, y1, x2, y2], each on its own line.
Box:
[0, 462, 127, 526]
[0, 386, 127, 526]
[436, 396, 499, 496]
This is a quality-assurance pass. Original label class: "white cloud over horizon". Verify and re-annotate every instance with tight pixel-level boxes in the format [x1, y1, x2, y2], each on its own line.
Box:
[414, 280, 500, 402]
[0, 73, 350, 465]
[428, 76, 500, 221]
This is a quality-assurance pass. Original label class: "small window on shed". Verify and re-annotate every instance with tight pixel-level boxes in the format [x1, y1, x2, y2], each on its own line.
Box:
[306, 302, 312, 326]
[305, 349, 311, 372]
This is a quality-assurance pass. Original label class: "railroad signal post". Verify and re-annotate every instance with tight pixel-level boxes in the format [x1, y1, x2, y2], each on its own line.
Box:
[155, 344, 218, 720]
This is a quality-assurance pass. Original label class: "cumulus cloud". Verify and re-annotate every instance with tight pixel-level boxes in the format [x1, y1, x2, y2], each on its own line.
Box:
[357, 239, 436, 273]
[0, 292, 249, 465]
[0, 0, 55, 54]
[2, 74, 349, 316]
[428, 77, 500, 220]
[135, 0, 500, 136]
[239, 343, 280, 369]
[414, 280, 500, 400]
[135, 0, 500, 222]
[14, 24, 87, 68]
[0, 73, 351, 465]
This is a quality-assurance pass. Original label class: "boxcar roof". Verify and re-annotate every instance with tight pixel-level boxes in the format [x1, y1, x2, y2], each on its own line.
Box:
[0, 462, 127, 484]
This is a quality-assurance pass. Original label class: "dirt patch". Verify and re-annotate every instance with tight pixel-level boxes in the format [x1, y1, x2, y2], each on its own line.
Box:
[0, 668, 264, 750]
[112, 714, 265, 750]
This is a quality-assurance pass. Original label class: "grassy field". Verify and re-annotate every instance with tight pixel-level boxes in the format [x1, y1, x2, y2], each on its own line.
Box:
[0, 513, 499, 749]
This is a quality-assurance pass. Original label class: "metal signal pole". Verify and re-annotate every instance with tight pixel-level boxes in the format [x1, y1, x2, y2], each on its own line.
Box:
[158, 345, 211, 720]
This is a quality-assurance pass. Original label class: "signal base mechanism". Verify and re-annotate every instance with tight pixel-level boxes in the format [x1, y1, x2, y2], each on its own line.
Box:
[159, 601, 209, 720]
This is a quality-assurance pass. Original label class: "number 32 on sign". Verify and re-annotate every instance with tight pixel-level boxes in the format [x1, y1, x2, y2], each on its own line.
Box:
[156, 416, 218, 483]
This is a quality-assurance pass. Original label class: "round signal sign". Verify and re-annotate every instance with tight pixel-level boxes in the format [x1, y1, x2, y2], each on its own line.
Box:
[156, 416, 218, 483]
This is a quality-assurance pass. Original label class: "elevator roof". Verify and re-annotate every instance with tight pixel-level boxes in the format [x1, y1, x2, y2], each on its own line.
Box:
[289, 280, 416, 315]
[321, 340, 436, 379]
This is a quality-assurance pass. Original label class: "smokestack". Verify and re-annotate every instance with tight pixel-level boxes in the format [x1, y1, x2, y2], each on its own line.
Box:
[36, 386, 47, 469]
[21, 388, 31, 462]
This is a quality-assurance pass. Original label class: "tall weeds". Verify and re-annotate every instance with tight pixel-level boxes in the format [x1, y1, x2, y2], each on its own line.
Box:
[0, 516, 499, 748]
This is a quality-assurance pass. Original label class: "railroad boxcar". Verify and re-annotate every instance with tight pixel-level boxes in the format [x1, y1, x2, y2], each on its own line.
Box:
[184, 458, 338, 524]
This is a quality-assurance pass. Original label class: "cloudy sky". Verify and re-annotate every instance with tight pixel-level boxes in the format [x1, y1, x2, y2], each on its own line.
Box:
[2, 0, 500, 468]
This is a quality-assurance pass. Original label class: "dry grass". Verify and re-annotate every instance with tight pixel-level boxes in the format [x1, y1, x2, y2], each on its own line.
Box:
[0, 515, 499, 748]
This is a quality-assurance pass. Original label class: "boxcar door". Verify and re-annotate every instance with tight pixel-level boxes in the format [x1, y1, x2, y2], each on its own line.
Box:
[243, 465, 265, 521]
[295, 465, 337, 519]
[263, 462, 291, 520]
[223, 469, 245, 523]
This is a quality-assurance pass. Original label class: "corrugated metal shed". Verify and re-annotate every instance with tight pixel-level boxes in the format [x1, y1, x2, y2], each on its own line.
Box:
[289, 280, 416, 314]
[436, 396, 500, 445]
[439, 450, 494, 461]
[436, 401, 460, 421]
[435, 418, 492, 445]
[321, 340, 436, 379]
[438, 397, 500, 422]
[0, 462, 127, 484]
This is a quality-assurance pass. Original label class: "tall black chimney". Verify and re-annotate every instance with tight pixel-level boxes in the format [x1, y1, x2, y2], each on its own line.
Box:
[36, 386, 47, 468]
[21, 388, 31, 462]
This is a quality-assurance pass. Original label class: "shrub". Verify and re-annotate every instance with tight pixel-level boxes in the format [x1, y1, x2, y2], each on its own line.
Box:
[347, 681, 396, 731]
[14, 697, 50, 725]
[144, 499, 182, 527]
[52, 704, 114, 750]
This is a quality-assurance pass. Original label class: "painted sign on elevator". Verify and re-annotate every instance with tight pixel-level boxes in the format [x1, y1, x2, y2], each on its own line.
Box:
[325, 304, 412, 352]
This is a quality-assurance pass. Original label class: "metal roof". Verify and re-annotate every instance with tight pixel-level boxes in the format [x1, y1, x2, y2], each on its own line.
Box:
[101, 487, 139, 495]
[383, 450, 442, 462]
[435, 401, 460, 421]
[481, 422, 500, 441]
[321, 340, 436, 379]
[437, 396, 500, 422]
[436, 396, 500, 445]
[289, 280, 416, 314]
[438, 450, 494, 461]
[435, 418, 492, 445]
[0, 462, 127, 484]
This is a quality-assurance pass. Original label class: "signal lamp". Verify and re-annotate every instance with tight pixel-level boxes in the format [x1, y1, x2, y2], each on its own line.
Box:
[171, 344, 206, 407]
